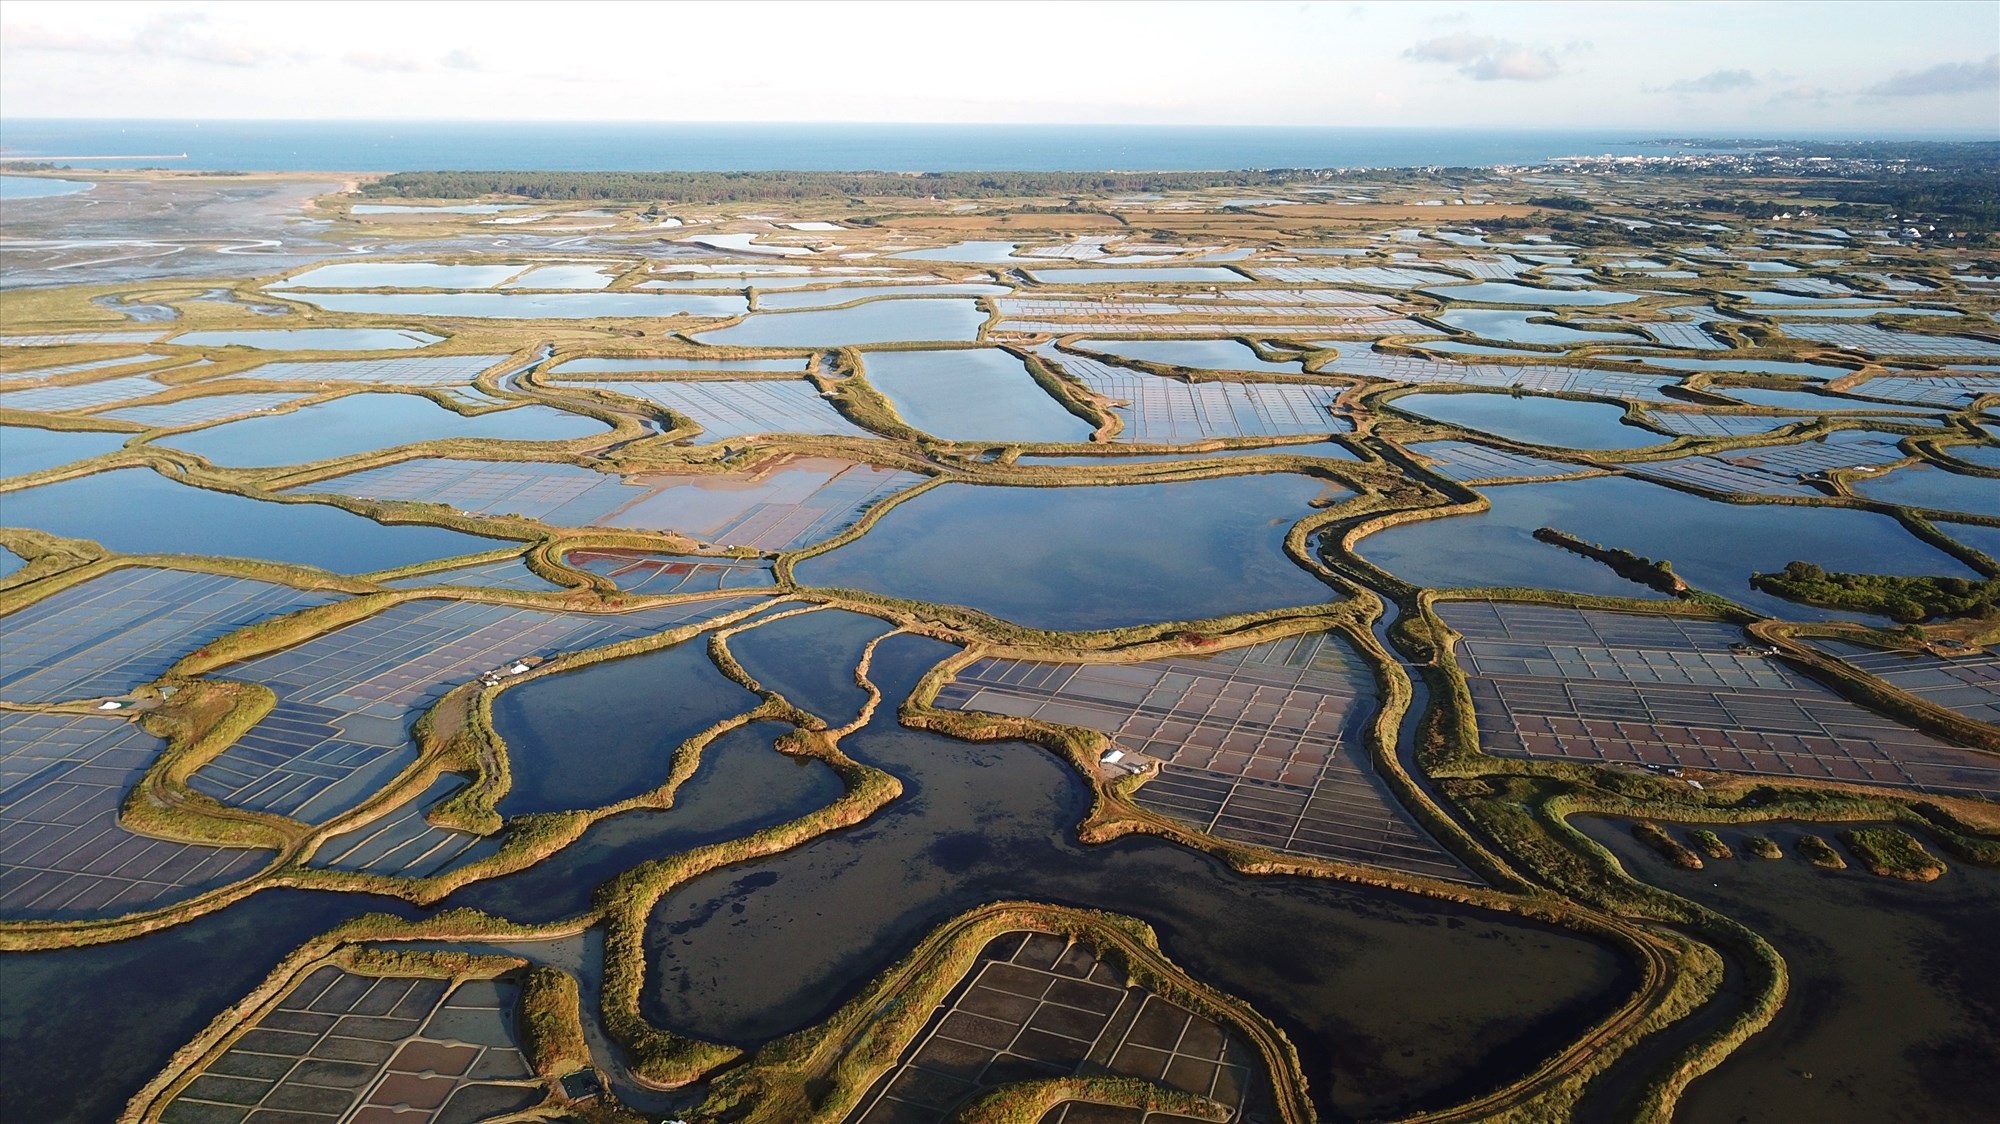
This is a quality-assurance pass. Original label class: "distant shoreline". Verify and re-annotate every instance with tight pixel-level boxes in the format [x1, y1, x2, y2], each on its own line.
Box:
[3, 120, 1990, 175]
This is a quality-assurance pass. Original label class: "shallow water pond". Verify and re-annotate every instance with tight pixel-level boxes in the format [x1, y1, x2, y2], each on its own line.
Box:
[1761, 306, 1959, 319]
[1421, 282, 1640, 306]
[349, 203, 527, 214]
[503, 264, 620, 290]
[1606, 355, 1857, 379]
[889, 241, 1022, 262]
[283, 291, 748, 319]
[1394, 392, 1664, 450]
[0, 467, 503, 572]
[492, 638, 759, 816]
[861, 349, 1091, 442]
[170, 328, 443, 350]
[755, 283, 1006, 311]
[1852, 463, 2000, 518]
[633, 634, 1638, 1120]
[0, 889, 416, 1124]
[1076, 337, 1303, 374]
[157, 394, 606, 467]
[271, 262, 523, 289]
[550, 356, 805, 375]
[1577, 817, 2000, 1124]
[1436, 309, 1640, 346]
[1027, 267, 1245, 285]
[1353, 474, 1974, 618]
[795, 474, 1341, 629]
[1943, 437, 2000, 470]
[1939, 520, 2000, 559]
[726, 608, 898, 724]
[1728, 290, 1881, 305]
[1017, 440, 1358, 465]
[445, 719, 844, 924]
[0, 425, 130, 477]
[1419, 340, 1557, 358]
[690, 299, 987, 347]
[1704, 385, 1932, 413]
[0, 175, 93, 200]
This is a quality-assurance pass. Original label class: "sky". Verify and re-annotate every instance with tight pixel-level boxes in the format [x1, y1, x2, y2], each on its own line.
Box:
[1, 0, 1995, 133]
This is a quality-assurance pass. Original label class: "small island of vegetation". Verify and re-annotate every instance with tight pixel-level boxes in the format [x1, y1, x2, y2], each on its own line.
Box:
[1751, 562, 2000, 623]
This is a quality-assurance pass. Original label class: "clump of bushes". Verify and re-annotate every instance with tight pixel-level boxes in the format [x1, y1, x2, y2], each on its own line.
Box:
[1690, 829, 1734, 860]
[1797, 833, 1848, 870]
[1534, 528, 1686, 596]
[1746, 835, 1784, 860]
[520, 966, 592, 1077]
[1634, 821, 1704, 869]
[1840, 827, 1947, 881]
[1751, 561, 2000, 623]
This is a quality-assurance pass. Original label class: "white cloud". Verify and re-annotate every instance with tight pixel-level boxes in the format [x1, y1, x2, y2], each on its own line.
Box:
[4, 10, 293, 67]
[137, 11, 282, 67]
[1661, 68, 1759, 94]
[345, 51, 422, 73]
[1405, 33, 1562, 81]
[1865, 54, 1999, 97]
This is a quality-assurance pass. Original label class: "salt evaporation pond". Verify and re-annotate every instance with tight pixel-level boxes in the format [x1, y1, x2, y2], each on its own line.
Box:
[282, 291, 748, 319]
[755, 283, 1006, 310]
[726, 608, 897, 725]
[271, 262, 523, 289]
[550, 356, 805, 376]
[492, 636, 759, 815]
[629, 633, 1637, 1120]
[1, 889, 417, 1124]
[1394, 392, 1665, 450]
[1076, 338, 1304, 374]
[1580, 817, 2000, 1124]
[1018, 441, 1358, 466]
[1607, 355, 1857, 379]
[795, 474, 1340, 629]
[0, 425, 130, 477]
[1852, 463, 2000, 518]
[1422, 282, 1641, 306]
[861, 349, 1091, 442]
[1436, 309, 1641, 346]
[1420, 340, 1556, 358]
[1027, 267, 1245, 285]
[349, 203, 528, 214]
[1706, 385, 1931, 413]
[157, 394, 608, 467]
[1, 467, 503, 572]
[889, 241, 1022, 262]
[170, 328, 443, 350]
[691, 299, 987, 347]
[1354, 474, 1977, 619]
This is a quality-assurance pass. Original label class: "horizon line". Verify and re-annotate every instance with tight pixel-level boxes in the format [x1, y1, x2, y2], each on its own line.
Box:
[1, 117, 1995, 139]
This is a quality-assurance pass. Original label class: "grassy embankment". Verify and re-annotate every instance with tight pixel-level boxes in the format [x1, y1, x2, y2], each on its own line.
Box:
[692, 901, 1312, 1124]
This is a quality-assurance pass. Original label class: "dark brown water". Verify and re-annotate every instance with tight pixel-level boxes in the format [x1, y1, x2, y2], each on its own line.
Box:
[639, 633, 1639, 1120]
[446, 721, 843, 923]
[1575, 817, 2000, 1124]
[0, 890, 416, 1123]
[795, 475, 1342, 630]
[492, 637, 759, 815]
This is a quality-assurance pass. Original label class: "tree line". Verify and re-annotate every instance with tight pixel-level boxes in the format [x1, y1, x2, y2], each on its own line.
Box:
[360, 169, 1345, 204]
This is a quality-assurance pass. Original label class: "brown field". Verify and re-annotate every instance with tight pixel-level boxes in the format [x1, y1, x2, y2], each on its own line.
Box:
[869, 212, 1132, 234]
[1239, 203, 1546, 221]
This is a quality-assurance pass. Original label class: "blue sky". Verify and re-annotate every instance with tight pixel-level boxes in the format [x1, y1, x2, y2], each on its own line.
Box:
[2, 0, 1995, 133]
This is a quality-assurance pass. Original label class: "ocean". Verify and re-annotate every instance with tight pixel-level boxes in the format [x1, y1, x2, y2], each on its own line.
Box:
[0, 120, 1970, 174]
